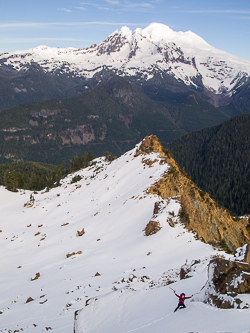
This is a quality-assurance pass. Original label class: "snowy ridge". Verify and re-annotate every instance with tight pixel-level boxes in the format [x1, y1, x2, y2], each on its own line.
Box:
[1, 142, 250, 332]
[1, 23, 250, 95]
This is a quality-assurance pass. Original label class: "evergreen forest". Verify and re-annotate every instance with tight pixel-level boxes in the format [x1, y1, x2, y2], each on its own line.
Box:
[168, 113, 250, 216]
[0, 151, 116, 192]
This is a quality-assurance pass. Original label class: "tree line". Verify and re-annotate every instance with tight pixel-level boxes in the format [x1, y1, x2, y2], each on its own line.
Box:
[0, 151, 116, 192]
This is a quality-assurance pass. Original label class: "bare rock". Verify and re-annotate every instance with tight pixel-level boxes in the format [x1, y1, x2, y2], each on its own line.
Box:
[211, 258, 250, 295]
[77, 228, 85, 237]
[153, 201, 163, 215]
[244, 244, 250, 263]
[31, 272, 40, 281]
[149, 149, 250, 253]
[144, 221, 161, 236]
[200, 257, 250, 309]
[26, 297, 34, 304]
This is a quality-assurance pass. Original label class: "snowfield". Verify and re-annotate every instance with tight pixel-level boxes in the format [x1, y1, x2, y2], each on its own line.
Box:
[0, 143, 250, 332]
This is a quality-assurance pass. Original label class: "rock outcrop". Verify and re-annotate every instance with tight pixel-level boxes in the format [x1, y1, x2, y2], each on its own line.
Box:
[198, 255, 250, 309]
[137, 135, 250, 253]
[144, 221, 162, 236]
[211, 258, 250, 295]
[243, 244, 250, 263]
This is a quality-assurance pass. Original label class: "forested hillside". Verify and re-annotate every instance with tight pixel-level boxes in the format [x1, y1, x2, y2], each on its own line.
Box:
[168, 113, 250, 216]
[0, 75, 229, 166]
[0, 150, 103, 192]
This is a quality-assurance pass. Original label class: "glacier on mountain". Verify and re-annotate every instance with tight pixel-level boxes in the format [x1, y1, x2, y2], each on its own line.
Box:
[1, 23, 250, 97]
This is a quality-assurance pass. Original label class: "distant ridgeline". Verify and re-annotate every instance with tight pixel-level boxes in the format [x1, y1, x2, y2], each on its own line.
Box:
[168, 113, 250, 216]
[0, 151, 116, 192]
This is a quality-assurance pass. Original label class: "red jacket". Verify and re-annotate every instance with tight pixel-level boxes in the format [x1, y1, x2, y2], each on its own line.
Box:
[175, 293, 191, 305]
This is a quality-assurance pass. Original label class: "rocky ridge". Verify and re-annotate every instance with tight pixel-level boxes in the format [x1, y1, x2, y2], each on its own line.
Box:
[137, 135, 250, 309]
[138, 135, 250, 253]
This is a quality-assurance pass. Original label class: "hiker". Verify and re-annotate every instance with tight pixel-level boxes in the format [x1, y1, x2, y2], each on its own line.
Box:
[174, 291, 192, 312]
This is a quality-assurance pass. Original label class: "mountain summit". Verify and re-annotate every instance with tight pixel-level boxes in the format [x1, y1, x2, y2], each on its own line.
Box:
[1, 23, 250, 107]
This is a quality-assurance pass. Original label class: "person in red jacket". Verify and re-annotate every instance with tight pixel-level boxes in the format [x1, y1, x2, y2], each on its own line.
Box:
[174, 292, 192, 312]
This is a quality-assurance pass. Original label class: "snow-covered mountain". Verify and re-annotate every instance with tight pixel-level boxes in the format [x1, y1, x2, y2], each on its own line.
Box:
[1, 23, 250, 103]
[0, 137, 250, 333]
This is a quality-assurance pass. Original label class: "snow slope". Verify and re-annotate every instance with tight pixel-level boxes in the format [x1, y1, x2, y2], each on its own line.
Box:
[1, 23, 250, 95]
[0, 143, 250, 332]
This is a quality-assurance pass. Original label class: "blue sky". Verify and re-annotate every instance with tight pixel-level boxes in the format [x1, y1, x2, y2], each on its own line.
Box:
[0, 0, 250, 60]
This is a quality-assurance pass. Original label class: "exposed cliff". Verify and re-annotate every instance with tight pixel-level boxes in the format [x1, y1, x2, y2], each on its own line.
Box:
[137, 135, 250, 253]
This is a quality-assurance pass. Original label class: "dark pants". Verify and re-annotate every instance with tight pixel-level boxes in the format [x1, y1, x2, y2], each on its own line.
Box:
[174, 303, 186, 312]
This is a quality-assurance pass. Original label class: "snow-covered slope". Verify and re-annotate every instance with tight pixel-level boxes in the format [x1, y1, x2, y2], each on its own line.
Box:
[0, 142, 250, 333]
[1, 23, 250, 96]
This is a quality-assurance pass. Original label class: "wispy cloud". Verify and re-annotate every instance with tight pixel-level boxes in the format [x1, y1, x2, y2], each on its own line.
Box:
[76, 7, 87, 11]
[0, 22, 143, 29]
[79, 0, 158, 11]
[0, 37, 91, 43]
[80, 2, 109, 10]
[57, 8, 72, 13]
[184, 9, 250, 14]
[105, 0, 120, 4]
[124, 2, 155, 9]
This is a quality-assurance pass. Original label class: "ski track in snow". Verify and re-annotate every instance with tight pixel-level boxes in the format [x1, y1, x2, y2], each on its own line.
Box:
[125, 312, 172, 332]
